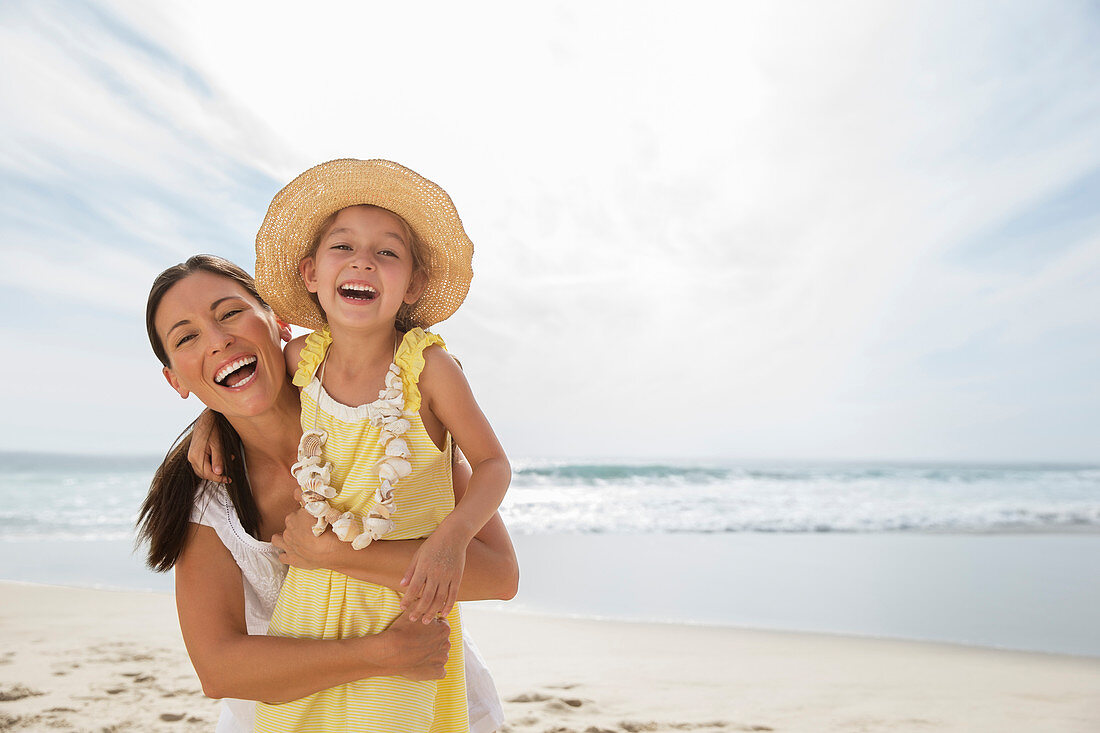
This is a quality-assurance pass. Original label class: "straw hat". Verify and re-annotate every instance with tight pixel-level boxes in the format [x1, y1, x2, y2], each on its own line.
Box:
[255, 159, 474, 330]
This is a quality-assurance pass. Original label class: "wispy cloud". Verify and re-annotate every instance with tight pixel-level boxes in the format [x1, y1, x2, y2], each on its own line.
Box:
[2, 0, 1098, 460]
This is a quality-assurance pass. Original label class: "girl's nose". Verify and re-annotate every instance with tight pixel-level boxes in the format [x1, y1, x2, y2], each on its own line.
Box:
[350, 253, 375, 270]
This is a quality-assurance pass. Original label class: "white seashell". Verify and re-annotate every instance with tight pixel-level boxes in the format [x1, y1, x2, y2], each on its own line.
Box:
[385, 370, 401, 389]
[301, 490, 325, 504]
[377, 404, 403, 419]
[297, 462, 331, 485]
[376, 480, 395, 503]
[387, 418, 411, 435]
[312, 516, 327, 536]
[389, 363, 401, 375]
[351, 532, 374, 550]
[385, 438, 410, 458]
[305, 500, 329, 518]
[290, 456, 320, 480]
[378, 430, 395, 446]
[298, 430, 326, 458]
[370, 502, 391, 520]
[377, 457, 412, 483]
[364, 515, 394, 538]
[383, 387, 402, 401]
[332, 512, 360, 542]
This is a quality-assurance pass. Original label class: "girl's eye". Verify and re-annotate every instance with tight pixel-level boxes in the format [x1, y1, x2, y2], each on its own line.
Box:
[331, 243, 352, 251]
[379, 249, 397, 258]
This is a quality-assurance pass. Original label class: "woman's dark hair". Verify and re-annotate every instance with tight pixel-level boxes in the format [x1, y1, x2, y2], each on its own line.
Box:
[136, 412, 260, 571]
[137, 255, 266, 571]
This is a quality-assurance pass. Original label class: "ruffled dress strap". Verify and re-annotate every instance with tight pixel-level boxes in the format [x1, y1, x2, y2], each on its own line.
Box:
[395, 327, 446, 413]
[292, 327, 333, 388]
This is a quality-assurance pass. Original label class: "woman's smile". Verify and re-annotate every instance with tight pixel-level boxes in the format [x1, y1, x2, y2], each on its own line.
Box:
[213, 354, 259, 389]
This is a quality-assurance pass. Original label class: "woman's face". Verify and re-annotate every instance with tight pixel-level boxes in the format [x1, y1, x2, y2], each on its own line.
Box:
[154, 270, 290, 418]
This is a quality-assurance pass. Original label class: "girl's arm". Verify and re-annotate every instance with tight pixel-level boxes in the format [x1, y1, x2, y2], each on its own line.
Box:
[185, 335, 305, 484]
[272, 457, 519, 602]
[175, 523, 451, 704]
[402, 346, 512, 621]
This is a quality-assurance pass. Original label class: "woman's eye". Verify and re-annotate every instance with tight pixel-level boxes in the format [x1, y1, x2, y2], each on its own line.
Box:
[220, 309, 243, 320]
[175, 334, 196, 348]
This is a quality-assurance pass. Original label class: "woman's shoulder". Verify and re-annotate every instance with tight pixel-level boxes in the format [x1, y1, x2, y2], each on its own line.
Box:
[189, 480, 228, 527]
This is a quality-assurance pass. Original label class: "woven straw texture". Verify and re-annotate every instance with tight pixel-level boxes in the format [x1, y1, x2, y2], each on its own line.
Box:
[255, 159, 474, 330]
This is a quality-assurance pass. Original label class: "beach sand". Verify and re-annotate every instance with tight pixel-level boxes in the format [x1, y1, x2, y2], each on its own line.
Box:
[1, 582, 1099, 732]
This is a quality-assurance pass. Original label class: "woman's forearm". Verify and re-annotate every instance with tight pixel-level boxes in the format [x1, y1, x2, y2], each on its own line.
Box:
[192, 629, 400, 703]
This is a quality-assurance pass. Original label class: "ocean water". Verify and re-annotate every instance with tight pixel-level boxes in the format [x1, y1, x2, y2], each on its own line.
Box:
[2, 453, 1099, 542]
[2, 452, 1099, 656]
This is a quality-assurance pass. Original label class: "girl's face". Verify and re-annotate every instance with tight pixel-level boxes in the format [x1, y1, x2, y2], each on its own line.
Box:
[154, 270, 291, 418]
[299, 206, 426, 330]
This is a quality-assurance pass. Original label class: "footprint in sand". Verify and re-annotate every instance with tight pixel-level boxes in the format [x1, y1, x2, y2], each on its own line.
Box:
[0, 684, 43, 701]
[506, 692, 552, 703]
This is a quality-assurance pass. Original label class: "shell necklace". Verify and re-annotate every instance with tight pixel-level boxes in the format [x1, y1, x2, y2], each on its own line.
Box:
[289, 332, 413, 549]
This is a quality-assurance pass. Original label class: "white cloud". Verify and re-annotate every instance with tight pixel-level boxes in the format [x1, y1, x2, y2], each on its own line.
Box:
[2, 0, 1099, 460]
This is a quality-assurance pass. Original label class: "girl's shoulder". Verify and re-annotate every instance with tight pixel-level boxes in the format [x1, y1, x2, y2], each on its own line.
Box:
[290, 328, 333, 387]
[395, 328, 454, 408]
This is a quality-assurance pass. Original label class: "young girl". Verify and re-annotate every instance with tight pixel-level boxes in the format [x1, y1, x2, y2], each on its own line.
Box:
[251, 159, 510, 732]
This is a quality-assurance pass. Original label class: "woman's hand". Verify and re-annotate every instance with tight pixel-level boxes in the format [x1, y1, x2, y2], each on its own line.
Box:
[400, 528, 467, 623]
[187, 408, 228, 483]
[373, 615, 451, 681]
[271, 507, 343, 571]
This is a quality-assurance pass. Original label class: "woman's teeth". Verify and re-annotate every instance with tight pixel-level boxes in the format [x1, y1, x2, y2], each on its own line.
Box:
[214, 356, 258, 386]
[338, 283, 378, 301]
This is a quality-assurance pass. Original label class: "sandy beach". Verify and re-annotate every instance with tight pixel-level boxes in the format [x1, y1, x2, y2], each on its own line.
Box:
[1, 582, 1098, 732]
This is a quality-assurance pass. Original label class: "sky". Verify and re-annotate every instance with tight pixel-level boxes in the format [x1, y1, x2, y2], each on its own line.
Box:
[1, 0, 1099, 462]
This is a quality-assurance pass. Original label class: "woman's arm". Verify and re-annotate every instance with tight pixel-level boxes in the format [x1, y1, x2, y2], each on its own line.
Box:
[175, 523, 451, 704]
[272, 457, 519, 602]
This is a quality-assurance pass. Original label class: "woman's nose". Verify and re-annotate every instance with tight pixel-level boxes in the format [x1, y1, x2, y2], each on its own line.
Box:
[206, 326, 233, 353]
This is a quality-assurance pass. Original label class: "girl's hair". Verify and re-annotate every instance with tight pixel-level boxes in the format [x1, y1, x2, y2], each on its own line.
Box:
[137, 254, 265, 571]
[303, 205, 430, 332]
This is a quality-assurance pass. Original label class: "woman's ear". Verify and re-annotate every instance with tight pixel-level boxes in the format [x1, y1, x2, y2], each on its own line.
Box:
[404, 270, 428, 305]
[299, 257, 319, 294]
[276, 319, 293, 343]
[162, 367, 190, 400]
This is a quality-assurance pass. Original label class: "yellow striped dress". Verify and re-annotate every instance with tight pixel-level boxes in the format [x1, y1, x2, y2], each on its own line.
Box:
[254, 327, 468, 733]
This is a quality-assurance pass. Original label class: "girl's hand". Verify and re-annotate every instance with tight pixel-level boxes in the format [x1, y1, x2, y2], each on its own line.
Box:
[187, 408, 228, 483]
[400, 530, 467, 623]
[271, 507, 341, 571]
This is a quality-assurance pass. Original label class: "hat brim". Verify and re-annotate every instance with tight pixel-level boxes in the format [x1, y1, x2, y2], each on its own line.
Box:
[255, 159, 474, 330]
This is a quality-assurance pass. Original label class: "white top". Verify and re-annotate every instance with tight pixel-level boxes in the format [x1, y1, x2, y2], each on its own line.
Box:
[190, 481, 504, 733]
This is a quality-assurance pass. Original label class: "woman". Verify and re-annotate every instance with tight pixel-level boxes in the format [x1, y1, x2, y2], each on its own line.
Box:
[137, 255, 518, 732]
